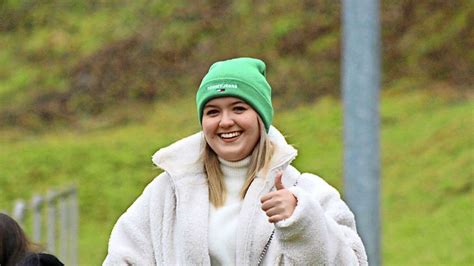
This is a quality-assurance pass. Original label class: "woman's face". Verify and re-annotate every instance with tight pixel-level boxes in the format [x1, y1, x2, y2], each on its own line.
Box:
[202, 97, 260, 162]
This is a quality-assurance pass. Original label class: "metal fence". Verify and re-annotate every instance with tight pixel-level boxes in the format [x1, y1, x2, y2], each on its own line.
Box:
[7, 186, 79, 266]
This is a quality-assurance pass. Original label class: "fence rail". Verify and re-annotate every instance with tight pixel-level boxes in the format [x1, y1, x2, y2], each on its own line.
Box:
[7, 186, 78, 266]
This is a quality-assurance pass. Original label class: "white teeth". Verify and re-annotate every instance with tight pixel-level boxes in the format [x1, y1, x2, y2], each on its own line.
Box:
[220, 132, 241, 139]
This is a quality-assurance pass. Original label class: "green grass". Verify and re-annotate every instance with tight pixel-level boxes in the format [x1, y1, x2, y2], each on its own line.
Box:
[0, 2, 142, 108]
[0, 89, 472, 265]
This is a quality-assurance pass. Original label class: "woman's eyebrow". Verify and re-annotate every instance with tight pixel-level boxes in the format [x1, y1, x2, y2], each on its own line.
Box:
[230, 100, 246, 105]
[204, 104, 218, 109]
[204, 100, 246, 109]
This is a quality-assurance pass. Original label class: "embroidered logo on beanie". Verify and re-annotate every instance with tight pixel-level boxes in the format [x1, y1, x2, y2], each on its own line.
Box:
[206, 83, 239, 91]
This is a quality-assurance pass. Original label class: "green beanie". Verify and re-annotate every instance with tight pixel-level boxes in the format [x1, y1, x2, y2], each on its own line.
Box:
[196, 57, 273, 132]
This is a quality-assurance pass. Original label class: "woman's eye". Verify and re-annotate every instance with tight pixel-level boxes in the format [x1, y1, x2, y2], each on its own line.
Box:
[234, 106, 247, 113]
[205, 109, 219, 116]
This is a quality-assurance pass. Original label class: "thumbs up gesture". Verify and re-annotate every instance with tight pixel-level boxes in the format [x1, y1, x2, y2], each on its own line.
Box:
[260, 171, 297, 223]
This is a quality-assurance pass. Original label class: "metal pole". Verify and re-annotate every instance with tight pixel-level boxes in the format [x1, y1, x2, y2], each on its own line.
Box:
[47, 190, 57, 254]
[13, 200, 27, 227]
[60, 195, 68, 263]
[32, 195, 44, 242]
[342, 0, 381, 265]
[70, 187, 79, 266]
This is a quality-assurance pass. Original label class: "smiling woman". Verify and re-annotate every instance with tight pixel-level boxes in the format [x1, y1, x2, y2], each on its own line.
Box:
[202, 97, 260, 162]
[103, 57, 368, 265]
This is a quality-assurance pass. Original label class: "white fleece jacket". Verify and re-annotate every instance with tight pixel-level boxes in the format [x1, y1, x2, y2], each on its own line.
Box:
[103, 127, 367, 265]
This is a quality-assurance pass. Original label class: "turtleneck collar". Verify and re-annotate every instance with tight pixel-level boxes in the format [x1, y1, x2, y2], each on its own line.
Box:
[218, 156, 251, 169]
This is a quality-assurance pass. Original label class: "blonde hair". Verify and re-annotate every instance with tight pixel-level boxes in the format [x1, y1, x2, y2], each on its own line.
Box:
[203, 118, 274, 207]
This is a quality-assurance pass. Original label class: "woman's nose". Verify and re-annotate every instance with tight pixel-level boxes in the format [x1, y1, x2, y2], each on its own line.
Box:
[219, 112, 235, 128]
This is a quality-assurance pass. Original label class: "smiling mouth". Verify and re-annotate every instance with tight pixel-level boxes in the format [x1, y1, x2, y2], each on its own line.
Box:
[219, 131, 241, 140]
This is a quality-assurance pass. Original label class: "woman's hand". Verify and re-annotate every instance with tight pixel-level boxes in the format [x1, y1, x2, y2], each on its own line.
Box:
[260, 172, 297, 223]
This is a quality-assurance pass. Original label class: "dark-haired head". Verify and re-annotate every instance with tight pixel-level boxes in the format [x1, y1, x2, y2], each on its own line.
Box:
[0, 213, 30, 266]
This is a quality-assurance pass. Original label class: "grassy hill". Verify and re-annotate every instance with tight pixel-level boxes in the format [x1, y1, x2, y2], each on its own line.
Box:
[0, 0, 472, 127]
[1, 87, 472, 265]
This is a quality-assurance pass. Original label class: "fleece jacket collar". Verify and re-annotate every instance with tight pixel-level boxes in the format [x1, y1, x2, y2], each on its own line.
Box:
[151, 126, 298, 181]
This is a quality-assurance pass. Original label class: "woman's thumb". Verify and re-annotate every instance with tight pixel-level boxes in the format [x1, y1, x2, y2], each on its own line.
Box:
[274, 172, 285, 190]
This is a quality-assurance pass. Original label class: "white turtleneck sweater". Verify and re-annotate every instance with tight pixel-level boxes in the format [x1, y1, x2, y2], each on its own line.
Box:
[208, 156, 250, 266]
